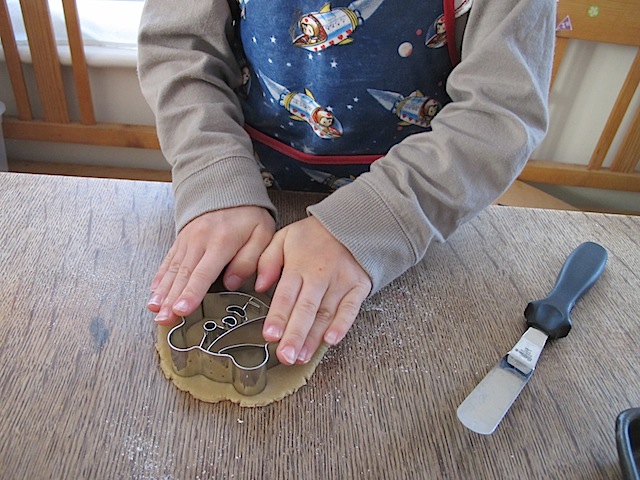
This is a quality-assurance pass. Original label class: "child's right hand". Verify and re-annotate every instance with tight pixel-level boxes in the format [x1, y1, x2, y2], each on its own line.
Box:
[147, 206, 276, 325]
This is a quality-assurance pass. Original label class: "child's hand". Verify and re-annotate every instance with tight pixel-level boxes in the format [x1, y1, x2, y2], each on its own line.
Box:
[256, 216, 372, 365]
[147, 206, 276, 325]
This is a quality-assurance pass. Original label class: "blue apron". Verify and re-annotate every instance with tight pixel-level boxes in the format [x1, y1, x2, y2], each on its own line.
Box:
[235, 0, 459, 192]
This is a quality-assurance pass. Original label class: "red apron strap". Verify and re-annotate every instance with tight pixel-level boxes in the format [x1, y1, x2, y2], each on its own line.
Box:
[443, 0, 460, 66]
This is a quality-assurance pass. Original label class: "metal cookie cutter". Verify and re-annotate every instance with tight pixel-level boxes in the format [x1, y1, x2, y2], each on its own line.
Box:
[167, 291, 279, 396]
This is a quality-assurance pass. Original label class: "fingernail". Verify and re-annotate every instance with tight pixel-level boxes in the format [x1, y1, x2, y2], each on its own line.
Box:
[263, 325, 282, 341]
[155, 308, 170, 323]
[147, 295, 161, 308]
[173, 299, 189, 314]
[324, 331, 338, 345]
[297, 346, 309, 363]
[225, 275, 242, 291]
[280, 346, 296, 365]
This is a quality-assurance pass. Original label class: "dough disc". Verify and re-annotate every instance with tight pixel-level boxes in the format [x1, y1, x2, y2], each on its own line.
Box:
[156, 324, 327, 407]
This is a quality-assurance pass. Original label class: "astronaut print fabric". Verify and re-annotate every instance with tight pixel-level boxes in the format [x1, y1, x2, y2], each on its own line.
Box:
[235, 0, 472, 192]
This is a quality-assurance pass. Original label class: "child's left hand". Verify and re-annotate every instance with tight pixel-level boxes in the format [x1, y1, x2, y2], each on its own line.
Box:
[256, 216, 372, 365]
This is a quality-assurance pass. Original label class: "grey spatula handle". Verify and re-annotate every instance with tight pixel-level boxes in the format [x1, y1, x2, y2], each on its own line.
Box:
[524, 242, 607, 340]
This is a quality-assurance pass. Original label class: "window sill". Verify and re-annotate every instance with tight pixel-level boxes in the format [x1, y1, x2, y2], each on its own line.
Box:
[2, 0, 141, 68]
[2, 45, 137, 69]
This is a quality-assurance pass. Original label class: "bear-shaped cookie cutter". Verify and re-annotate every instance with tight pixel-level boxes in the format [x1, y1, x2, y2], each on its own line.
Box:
[167, 291, 280, 396]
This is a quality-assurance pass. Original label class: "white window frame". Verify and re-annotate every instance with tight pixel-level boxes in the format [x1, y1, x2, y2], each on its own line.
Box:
[1, 0, 143, 68]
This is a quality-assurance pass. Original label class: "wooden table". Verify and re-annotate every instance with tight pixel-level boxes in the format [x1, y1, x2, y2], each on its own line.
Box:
[0, 172, 638, 479]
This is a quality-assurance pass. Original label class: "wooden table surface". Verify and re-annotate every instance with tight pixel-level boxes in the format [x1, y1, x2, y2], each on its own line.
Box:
[0, 172, 638, 479]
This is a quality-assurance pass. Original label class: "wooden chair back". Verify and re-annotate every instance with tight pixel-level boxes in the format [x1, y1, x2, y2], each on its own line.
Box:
[0, 0, 158, 148]
[1, 0, 637, 194]
[519, 0, 640, 192]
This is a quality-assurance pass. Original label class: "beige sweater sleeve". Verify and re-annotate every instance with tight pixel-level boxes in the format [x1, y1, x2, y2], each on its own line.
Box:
[137, 0, 275, 230]
[308, 0, 555, 293]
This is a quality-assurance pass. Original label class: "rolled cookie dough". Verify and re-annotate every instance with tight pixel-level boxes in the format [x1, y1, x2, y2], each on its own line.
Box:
[156, 325, 328, 407]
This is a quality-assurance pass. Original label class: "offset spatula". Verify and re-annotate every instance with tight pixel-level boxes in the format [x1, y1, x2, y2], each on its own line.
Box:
[457, 241, 608, 435]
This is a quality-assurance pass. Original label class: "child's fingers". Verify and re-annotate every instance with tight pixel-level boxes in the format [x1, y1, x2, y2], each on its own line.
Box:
[261, 270, 301, 344]
[172, 249, 230, 317]
[295, 290, 341, 364]
[323, 283, 370, 346]
[274, 278, 327, 365]
[152, 245, 206, 324]
[224, 224, 274, 291]
[258, 232, 289, 343]
[151, 242, 178, 291]
[152, 306, 181, 326]
[147, 243, 186, 313]
[255, 231, 285, 293]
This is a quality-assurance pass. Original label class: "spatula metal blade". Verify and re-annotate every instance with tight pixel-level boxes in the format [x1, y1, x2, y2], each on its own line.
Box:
[456, 356, 532, 435]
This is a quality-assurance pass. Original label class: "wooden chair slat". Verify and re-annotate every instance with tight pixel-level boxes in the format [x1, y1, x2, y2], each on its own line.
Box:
[61, 0, 95, 125]
[0, 0, 32, 120]
[19, 0, 69, 123]
[3, 118, 160, 149]
[520, 160, 640, 192]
